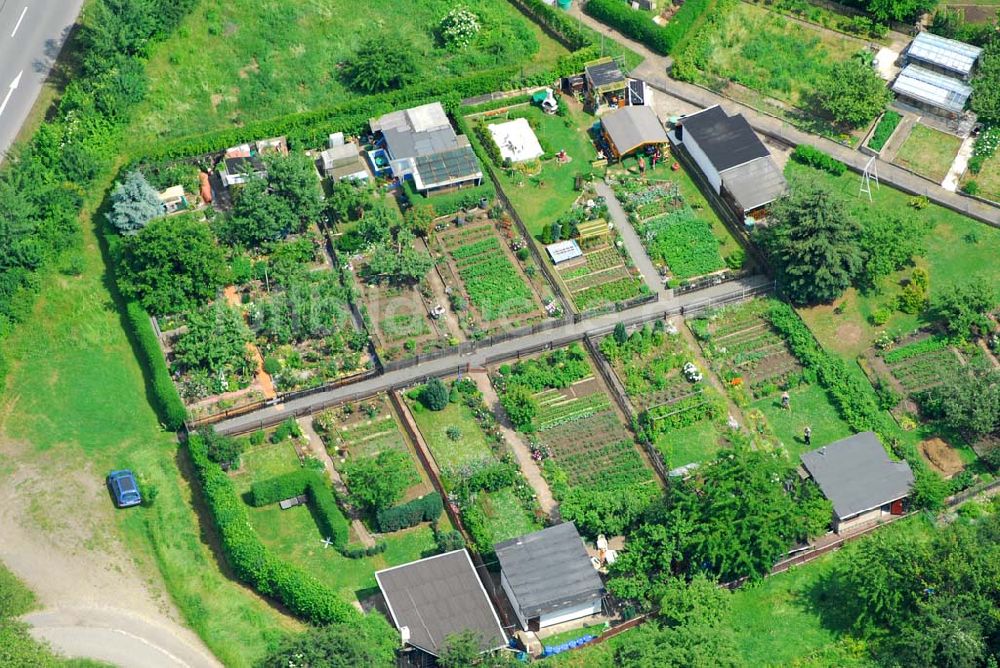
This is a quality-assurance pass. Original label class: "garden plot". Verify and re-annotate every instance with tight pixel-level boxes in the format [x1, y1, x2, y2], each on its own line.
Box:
[866, 334, 961, 398]
[557, 246, 648, 311]
[313, 395, 432, 502]
[892, 124, 963, 184]
[432, 217, 550, 331]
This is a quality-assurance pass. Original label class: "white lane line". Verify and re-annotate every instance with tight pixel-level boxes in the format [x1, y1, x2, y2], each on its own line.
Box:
[0, 70, 23, 116]
[11, 5, 27, 37]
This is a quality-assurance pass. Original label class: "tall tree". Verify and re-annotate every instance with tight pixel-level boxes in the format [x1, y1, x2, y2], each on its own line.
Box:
[931, 279, 998, 339]
[757, 178, 863, 305]
[364, 228, 433, 284]
[256, 616, 396, 668]
[265, 152, 323, 229]
[857, 210, 924, 291]
[107, 170, 164, 235]
[220, 178, 299, 247]
[119, 216, 228, 315]
[815, 58, 892, 128]
[342, 450, 413, 512]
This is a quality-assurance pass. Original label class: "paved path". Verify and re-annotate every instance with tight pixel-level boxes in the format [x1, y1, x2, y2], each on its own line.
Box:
[214, 275, 773, 434]
[470, 372, 559, 521]
[594, 180, 664, 296]
[0, 0, 86, 162]
[571, 6, 1000, 227]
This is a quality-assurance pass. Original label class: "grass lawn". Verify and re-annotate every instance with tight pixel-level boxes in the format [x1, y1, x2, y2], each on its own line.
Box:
[692, 3, 863, 110]
[238, 443, 300, 484]
[893, 124, 963, 183]
[486, 102, 598, 239]
[654, 420, 722, 469]
[0, 207, 294, 665]
[789, 161, 1000, 359]
[407, 400, 494, 471]
[475, 487, 540, 546]
[963, 150, 1000, 203]
[751, 384, 854, 462]
[130, 0, 570, 144]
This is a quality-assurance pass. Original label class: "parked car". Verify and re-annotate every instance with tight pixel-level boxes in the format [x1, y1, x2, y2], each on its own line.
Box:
[107, 470, 142, 508]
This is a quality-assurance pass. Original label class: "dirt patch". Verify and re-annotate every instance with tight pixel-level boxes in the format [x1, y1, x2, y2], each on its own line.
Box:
[919, 437, 965, 478]
[238, 58, 259, 79]
[835, 323, 863, 349]
[210, 93, 224, 111]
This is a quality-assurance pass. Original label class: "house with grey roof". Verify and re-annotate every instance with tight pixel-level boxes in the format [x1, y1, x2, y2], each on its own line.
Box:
[672, 105, 787, 222]
[495, 522, 606, 631]
[903, 31, 982, 82]
[370, 102, 483, 196]
[375, 549, 506, 658]
[601, 105, 669, 160]
[800, 432, 913, 534]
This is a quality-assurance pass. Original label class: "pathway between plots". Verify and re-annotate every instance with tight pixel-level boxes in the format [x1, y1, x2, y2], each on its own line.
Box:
[593, 180, 665, 296]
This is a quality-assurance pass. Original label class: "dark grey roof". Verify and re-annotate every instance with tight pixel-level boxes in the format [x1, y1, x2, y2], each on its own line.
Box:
[375, 550, 506, 657]
[720, 156, 787, 212]
[383, 126, 459, 161]
[602, 106, 669, 155]
[224, 155, 265, 174]
[679, 105, 770, 172]
[801, 432, 914, 521]
[586, 60, 625, 89]
[413, 145, 482, 191]
[495, 522, 605, 619]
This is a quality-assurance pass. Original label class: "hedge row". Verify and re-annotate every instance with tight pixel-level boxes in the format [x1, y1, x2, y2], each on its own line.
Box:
[791, 145, 847, 175]
[249, 470, 316, 507]
[187, 435, 362, 624]
[585, 0, 672, 55]
[402, 178, 496, 217]
[376, 493, 443, 533]
[506, 0, 593, 50]
[306, 477, 351, 549]
[124, 300, 187, 430]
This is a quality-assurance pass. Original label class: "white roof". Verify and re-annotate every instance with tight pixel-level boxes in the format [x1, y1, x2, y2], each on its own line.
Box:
[907, 31, 982, 76]
[487, 118, 544, 163]
[320, 142, 361, 170]
[158, 185, 184, 201]
[893, 64, 971, 114]
[546, 240, 583, 264]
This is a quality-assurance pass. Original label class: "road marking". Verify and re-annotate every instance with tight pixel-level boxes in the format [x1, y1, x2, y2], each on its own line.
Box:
[11, 5, 26, 37]
[0, 70, 22, 116]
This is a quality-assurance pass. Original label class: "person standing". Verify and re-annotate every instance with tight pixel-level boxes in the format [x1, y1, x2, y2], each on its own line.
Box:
[804, 426, 812, 445]
[781, 391, 790, 410]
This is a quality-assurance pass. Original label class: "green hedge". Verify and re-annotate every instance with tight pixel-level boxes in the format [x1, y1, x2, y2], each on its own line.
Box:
[586, 0, 672, 55]
[402, 178, 496, 217]
[507, 0, 593, 50]
[124, 301, 187, 430]
[249, 470, 316, 507]
[376, 493, 443, 532]
[867, 111, 902, 152]
[187, 435, 362, 625]
[306, 477, 351, 549]
[791, 145, 847, 175]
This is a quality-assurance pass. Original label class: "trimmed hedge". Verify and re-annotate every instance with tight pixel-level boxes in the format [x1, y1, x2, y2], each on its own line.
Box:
[124, 300, 187, 430]
[249, 470, 316, 507]
[507, 0, 592, 50]
[306, 477, 351, 549]
[376, 493, 443, 532]
[187, 435, 362, 625]
[402, 178, 496, 217]
[791, 145, 847, 175]
[586, 0, 672, 55]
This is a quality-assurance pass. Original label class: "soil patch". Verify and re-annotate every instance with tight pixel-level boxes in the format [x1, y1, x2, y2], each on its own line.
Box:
[834, 323, 863, 349]
[919, 437, 964, 478]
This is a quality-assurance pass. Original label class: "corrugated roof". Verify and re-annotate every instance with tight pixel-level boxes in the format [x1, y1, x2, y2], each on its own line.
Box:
[906, 31, 982, 76]
[720, 156, 787, 212]
[679, 105, 770, 172]
[495, 522, 605, 619]
[546, 240, 583, 264]
[800, 432, 914, 521]
[375, 550, 506, 657]
[602, 105, 669, 155]
[585, 59, 625, 89]
[412, 145, 482, 191]
[892, 64, 972, 114]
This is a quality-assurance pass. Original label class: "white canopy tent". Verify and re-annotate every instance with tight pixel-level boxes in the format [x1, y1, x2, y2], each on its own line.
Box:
[488, 118, 544, 163]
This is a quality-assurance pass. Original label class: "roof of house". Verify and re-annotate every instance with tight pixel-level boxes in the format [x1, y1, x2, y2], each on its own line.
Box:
[546, 240, 583, 264]
[585, 58, 626, 90]
[320, 142, 361, 170]
[495, 522, 605, 619]
[906, 31, 982, 76]
[720, 156, 787, 212]
[679, 105, 771, 172]
[800, 432, 914, 521]
[158, 185, 185, 201]
[412, 144, 482, 191]
[375, 550, 506, 657]
[602, 105, 669, 155]
[373, 102, 461, 161]
[223, 155, 265, 175]
[892, 64, 972, 114]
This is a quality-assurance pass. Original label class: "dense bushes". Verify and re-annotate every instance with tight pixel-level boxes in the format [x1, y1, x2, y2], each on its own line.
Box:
[403, 178, 496, 217]
[867, 111, 902, 152]
[586, 0, 713, 56]
[187, 434, 361, 625]
[506, 0, 592, 50]
[124, 300, 187, 429]
[791, 145, 847, 175]
[376, 493, 444, 532]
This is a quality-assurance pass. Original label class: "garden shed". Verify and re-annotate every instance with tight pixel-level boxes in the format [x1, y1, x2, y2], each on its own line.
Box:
[319, 141, 368, 182]
[584, 57, 627, 111]
[903, 31, 982, 81]
[892, 64, 972, 120]
[495, 522, 606, 631]
[800, 432, 913, 534]
[375, 549, 506, 658]
[488, 118, 545, 163]
[601, 105, 669, 160]
[546, 239, 583, 264]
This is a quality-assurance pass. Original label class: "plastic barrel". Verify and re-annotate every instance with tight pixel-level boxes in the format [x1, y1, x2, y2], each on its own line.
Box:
[558, 0, 571, 8]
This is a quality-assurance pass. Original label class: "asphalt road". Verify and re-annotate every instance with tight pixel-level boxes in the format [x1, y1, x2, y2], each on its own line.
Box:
[0, 0, 85, 163]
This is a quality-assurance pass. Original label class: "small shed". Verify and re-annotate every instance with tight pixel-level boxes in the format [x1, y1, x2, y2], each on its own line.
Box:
[546, 239, 583, 265]
[800, 432, 914, 534]
[319, 141, 368, 181]
[488, 118, 545, 163]
[892, 64, 972, 119]
[495, 522, 606, 631]
[158, 185, 187, 213]
[375, 549, 506, 658]
[904, 31, 982, 81]
[601, 105, 669, 159]
[584, 57, 627, 110]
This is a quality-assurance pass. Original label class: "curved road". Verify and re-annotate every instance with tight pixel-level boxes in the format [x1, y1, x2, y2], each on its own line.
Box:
[0, 0, 85, 162]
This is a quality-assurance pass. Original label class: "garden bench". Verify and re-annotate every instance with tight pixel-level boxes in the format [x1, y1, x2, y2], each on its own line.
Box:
[279, 494, 308, 510]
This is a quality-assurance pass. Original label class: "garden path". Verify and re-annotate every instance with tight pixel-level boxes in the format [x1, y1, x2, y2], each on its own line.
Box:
[942, 134, 976, 192]
[420, 237, 465, 340]
[593, 181, 665, 296]
[297, 417, 376, 548]
[469, 372, 560, 522]
[675, 315, 746, 428]
[224, 285, 275, 399]
[881, 113, 917, 163]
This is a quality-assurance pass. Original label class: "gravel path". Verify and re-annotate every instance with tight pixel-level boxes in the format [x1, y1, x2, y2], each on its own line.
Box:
[593, 180, 665, 296]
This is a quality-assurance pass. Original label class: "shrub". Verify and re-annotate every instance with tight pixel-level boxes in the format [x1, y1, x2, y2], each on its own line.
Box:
[420, 379, 450, 411]
[791, 145, 847, 175]
[262, 356, 281, 375]
[376, 493, 443, 532]
[124, 301, 187, 429]
[724, 248, 746, 270]
[962, 181, 979, 196]
[435, 528, 466, 553]
[446, 426, 462, 441]
[869, 306, 891, 325]
[867, 111, 902, 152]
[271, 417, 302, 443]
[306, 477, 350, 549]
[199, 428, 246, 468]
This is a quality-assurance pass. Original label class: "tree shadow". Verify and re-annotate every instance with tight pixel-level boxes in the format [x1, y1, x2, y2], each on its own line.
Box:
[802, 567, 859, 636]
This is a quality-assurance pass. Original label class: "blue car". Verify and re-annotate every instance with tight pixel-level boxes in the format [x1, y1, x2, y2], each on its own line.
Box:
[107, 470, 142, 508]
